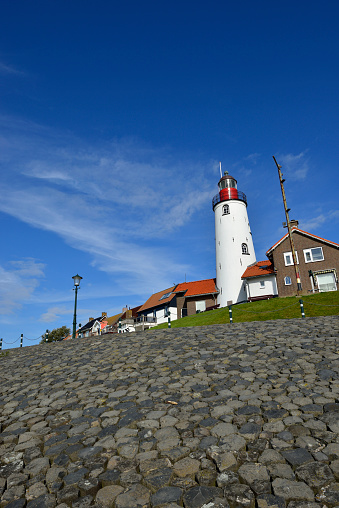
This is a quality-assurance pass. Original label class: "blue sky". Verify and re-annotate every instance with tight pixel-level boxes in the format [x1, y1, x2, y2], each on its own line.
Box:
[1, 1, 338, 347]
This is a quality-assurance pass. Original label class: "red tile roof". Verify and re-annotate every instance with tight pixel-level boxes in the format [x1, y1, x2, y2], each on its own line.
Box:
[138, 286, 176, 313]
[266, 227, 339, 256]
[173, 278, 218, 297]
[241, 261, 275, 279]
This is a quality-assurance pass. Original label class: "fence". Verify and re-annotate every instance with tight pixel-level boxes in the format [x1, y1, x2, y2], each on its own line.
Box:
[0, 333, 44, 351]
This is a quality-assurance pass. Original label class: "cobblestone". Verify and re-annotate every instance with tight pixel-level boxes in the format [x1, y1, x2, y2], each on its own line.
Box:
[0, 316, 339, 507]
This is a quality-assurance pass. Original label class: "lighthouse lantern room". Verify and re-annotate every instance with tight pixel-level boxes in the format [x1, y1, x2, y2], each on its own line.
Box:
[213, 171, 256, 307]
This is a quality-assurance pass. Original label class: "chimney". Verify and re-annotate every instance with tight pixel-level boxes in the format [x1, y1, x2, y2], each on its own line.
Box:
[89, 317, 94, 322]
[102, 312, 107, 318]
[283, 220, 299, 228]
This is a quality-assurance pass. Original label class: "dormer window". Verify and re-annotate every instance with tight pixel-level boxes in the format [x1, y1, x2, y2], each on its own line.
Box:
[222, 204, 230, 215]
[242, 243, 249, 255]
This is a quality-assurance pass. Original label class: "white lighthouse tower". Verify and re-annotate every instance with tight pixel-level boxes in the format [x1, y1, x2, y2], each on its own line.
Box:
[213, 170, 256, 307]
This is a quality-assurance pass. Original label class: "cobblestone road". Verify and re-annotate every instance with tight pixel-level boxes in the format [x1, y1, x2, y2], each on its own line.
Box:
[1, 316, 339, 508]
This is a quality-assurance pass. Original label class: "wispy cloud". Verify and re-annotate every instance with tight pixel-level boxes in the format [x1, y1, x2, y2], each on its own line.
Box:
[276, 151, 309, 180]
[0, 61, 24, 76]
[0, 259, 45, 314]
[300, 210, 339, 232]
[0, 115, 214, 294]
[40, 305, 71, 323]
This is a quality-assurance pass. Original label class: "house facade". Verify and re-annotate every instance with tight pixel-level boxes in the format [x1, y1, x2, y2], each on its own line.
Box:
[173, 279, 218, 317]
[266, 226, 339, 296]
[137, 286, 177, 327]
[137, 279, 219, 326]
[241, 261, 278, 302]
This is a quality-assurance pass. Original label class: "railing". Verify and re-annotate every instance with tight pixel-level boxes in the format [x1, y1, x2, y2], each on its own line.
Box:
[212, 190, 247, 209]
[135, 316, 157, 324]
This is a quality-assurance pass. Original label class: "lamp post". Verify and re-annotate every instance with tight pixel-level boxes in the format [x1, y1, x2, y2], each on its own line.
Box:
[72, 274, 82, 339]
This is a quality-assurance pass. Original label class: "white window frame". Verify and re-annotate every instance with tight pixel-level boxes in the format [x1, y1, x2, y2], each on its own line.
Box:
[283, 251, 299, 266]
[303, 247, 324, 263]
[259, 280, 265, 289]
[284, 276, 292, 285]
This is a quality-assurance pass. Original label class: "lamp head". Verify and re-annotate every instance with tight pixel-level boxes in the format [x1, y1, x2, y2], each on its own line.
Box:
[72, 274, 82, 287]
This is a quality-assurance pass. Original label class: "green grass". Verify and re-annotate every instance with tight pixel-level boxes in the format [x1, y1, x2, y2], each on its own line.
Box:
[151, 291, 339, 329]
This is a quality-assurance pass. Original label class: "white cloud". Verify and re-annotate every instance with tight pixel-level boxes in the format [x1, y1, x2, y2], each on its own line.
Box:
[40, 306, 71, 323]
[300, 210, 339, 232]
[0, 61, 24, 75]
[0, 116, 214, 294]
[0, 259, 45, 314]
[277, 151, 309, 180]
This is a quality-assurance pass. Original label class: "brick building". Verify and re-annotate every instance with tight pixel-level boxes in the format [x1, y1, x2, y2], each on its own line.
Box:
[266, 225, 339, 296]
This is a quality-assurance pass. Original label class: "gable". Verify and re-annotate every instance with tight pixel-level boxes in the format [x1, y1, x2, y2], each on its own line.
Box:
[266, 228, 339, 257]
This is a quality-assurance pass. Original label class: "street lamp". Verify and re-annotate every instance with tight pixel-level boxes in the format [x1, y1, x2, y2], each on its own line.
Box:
[72, 274, 82, 339]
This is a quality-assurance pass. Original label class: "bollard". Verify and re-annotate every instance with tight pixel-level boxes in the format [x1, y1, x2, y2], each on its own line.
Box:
[20, 334, 23, 347]
[299, 299, 305, 319]
[119, 317, 121, 333]
[0, 338, 2, 351]
[168, 315, 171, 328]
[228, 305, 233, 323]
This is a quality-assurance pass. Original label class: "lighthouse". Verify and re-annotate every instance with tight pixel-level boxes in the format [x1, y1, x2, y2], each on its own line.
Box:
[213, 171, 256, 306]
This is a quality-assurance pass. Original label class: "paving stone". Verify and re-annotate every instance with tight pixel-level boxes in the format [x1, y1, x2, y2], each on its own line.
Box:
[143, 467, 173, 492]
[115, 483, 151, 508]
[183, 485, 221, 508]
[295, 461, 334, 487]
[224, 483, 255, 508]
[272, 479, 314, 502]
[26, 482, 48, 501]
[56, 485, 79, 504]
[281, 449, 314, 468]
[257, 494, 286, 508]
[151, 486, 183, 507]
[316, 482, 339, 506]
[173, 457, 200, 478]
[26, 493, 57, 507]
[95, 485, 124, 507]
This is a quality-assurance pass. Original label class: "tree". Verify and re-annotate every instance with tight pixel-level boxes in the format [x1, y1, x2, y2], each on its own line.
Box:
[40, 326, 71, 344]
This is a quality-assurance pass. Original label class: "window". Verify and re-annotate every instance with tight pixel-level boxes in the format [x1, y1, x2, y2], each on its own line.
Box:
[304, 247, 324, 263]
[196, 300, 206, 313]
[284, 276, 292, 285]
[316, 272, 337, 292]
[260, 280, 265, 288]
[242, 243, 249, 255]
[160, 292, 172, 300]
[283, 251, 299, 266]
[222, 204, 230, 215]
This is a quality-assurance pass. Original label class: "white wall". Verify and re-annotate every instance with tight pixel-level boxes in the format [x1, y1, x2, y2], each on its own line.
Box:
[215, 199, 256, 306]
[145, 305, 177, 325]
[245, 275, 278, 300]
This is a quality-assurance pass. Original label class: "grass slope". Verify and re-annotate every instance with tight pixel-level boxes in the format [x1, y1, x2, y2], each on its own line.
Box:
[152, 291, 339, 329]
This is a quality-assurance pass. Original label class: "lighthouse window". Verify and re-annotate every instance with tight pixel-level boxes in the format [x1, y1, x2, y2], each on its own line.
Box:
[242, 243, 249, 255]
[222, 204, 230, 215]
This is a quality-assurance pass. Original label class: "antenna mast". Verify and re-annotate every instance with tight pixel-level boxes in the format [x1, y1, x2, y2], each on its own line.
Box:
[219, 162, 222, 178]
[273, 156, 302, 294]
